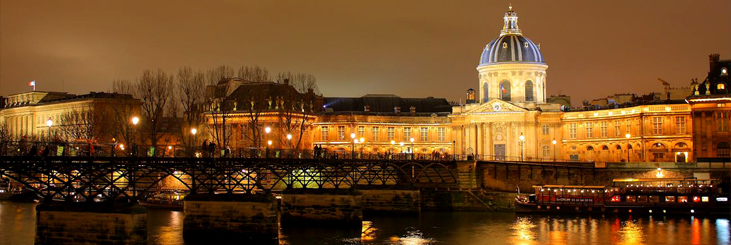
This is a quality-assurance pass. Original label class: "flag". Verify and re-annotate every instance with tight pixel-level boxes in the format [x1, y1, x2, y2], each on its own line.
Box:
[29, 81, 36, 91]
[501, 84, 506, 94]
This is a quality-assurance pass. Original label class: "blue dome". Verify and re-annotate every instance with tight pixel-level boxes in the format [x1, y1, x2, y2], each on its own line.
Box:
[479, 34, 544, 66]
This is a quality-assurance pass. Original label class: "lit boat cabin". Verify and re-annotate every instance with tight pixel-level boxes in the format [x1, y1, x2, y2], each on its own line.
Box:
[608, 178, 722, 203]
[531, 185, 607, 204]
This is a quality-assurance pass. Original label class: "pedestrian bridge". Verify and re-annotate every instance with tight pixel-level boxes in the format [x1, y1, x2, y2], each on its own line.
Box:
[0, 156, 458, 202]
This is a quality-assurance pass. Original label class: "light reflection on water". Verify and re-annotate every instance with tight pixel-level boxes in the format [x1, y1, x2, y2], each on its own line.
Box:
[0, 201, 729, 245]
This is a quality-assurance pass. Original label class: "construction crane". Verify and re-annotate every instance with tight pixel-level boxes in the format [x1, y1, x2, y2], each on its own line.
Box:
[658, 78, 670, 100]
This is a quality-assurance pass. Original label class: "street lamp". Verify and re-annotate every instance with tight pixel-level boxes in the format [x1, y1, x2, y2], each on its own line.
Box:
[519, 133, 525, 161]
[410, 137, 415, 159]
[399, 142, 404, 159]
[350, 133, 356, 158]
[130, 116, 139, 156]
[190, 128, 197, 156]
[625, 133, 631, 162]
[552, 139, 557, 162]
[46, 118, 53, 142]
[359, 137, 365, 158]
[131, 117, 139, 126]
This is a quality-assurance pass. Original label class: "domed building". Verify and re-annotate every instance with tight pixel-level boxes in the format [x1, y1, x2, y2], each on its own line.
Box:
[478, 5, 547, 105]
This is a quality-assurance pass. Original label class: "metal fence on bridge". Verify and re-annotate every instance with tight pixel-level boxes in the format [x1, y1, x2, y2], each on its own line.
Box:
[0, 156, 458, 202]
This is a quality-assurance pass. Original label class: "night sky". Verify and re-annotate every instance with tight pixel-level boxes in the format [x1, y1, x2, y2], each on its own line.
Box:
[1, 0, 730, 105]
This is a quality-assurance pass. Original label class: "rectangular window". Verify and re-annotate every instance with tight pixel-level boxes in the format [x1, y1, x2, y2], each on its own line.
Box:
[600, 121, 608, 138]
[358, 126, 365, 138]
[372, 127, 379, 141]
[387, 127, 395, 141]
[665, 196, 676, 202]
[420, 127, 428, 142]
[542, 145, 550, 158]
[675, 116, 686, 134]
[626, 195, 636, 202]
[717, 112, 728, 132]
[678, 196, 688, 203]
[626, 119, 631, 135]
[542, 124, 549, 135]
[586, 122, 593, 138]
[615, 120, 621, 137]
[338, 126, 345, 140]
[404, 127, 412, 142]
[569, 123, 577, 139]
[437, 127, 446, 142]
[652, 117, 663, 135]
[321, 126, 329, 141]
[638, 195, 648, 202]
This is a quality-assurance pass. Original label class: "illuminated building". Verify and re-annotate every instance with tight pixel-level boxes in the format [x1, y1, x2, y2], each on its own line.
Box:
[314, 94, 453, 157]
[687, 54, 731, 160]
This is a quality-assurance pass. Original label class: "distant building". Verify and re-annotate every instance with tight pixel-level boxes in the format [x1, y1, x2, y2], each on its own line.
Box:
[547, 95, 571, 108]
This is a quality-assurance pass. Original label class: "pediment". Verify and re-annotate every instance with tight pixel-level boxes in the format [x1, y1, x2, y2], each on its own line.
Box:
[464, 99, 527, 114]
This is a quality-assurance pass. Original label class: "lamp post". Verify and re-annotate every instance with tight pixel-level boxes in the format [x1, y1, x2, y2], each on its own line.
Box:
[265, 126, 271, 158]
[552, 139, 557, 162]
[131, 116, 139, 156]
[399, 142, 404, 159]
[190, 128, 197, 156]
[625, 133, 631, 162]
[390, 140, 395, 159]
[46, 118, 53, 143]
[519, 133, 525, 161]
[350, 133, 356, 159]
[359, 137, 365, 158]
[286, 134, 292, 157]
[409, 137, 415, 160]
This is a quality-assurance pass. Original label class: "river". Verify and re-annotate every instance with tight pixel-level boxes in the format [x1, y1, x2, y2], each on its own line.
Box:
[1, 201, 729, 244]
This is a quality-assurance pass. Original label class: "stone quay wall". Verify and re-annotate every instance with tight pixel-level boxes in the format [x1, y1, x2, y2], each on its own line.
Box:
[183, 194, 277, 241]
[280, 189, 362, 225]
[35, 203, 146, 245]
[359, 189, 420, 214]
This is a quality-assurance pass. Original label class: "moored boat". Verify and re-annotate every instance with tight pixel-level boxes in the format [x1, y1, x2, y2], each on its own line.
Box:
[517, 178, 730, 215]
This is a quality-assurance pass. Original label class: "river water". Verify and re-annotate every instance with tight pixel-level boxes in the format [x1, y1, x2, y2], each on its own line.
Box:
[1, 201, 729, 245]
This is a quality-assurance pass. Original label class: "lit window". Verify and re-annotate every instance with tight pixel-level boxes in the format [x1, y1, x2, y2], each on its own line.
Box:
[652, 117, 663, 135]
[542, 145, 550, 157]
[387, 127, 395, 141]
[665, 196, 676, 202]
[586, 122, 593, 138]
[542, 124, 549, 135]
[718, 83, 726, 90]
[524, 42, 529, 48]
[569, 123, 577, 139]
[626, 195, 636, 202]
[678, 196, 688, 203]
[420, 127, 428, 141]
[600, 121, 608, 138]
[372, 127, 379, 141]
[403, 127, 412, 141]
[338, 126, 345, 140]
[615, 120, 621, 137]
[692, 196, 701, 203]
[675, 116, 686, 134]
[358, 126, 365, 138]
[321, 126, 329, 141]
[503, 43, 508, 48]
[702, 196, 709, 202]
[437, 128, 446, 142]
[638, 195, 648, 202]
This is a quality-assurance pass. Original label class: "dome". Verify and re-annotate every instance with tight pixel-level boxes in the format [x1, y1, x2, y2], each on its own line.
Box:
[478, 6, 545, 67]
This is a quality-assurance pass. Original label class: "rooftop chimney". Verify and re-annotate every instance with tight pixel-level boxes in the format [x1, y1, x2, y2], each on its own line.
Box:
[710, 53, 721, 71]
[394, 106, 401, 113]
[364, 105, 370, 112]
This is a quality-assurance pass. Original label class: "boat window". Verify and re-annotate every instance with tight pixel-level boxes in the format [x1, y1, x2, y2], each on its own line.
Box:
[665, 196, 676, 202]
[626, 195, 636, 202]
[638, 195, 648, 202]
[702, 196, 709, 202]
[678, 196, 688, 203]
[610, 195, 621, 202]
[692, 196, 701, 202]
[649, 196, 660, 203]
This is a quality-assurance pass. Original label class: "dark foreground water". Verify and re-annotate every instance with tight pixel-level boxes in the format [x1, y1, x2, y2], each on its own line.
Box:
[1, 201, 729, 245]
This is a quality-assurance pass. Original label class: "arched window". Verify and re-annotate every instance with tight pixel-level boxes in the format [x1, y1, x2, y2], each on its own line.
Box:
[483, 82, 489, 103]
[525, 80, 534, 102]
[500, 81, 511, 101]
[717, 142, 730, 158]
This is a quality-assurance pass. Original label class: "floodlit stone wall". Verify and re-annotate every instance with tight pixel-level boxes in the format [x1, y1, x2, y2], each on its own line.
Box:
[35, 207, 146, 245]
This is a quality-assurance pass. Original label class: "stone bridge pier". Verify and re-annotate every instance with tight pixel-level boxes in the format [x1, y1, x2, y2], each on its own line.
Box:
[182, 194, 278, 243]
[35, 202, 147, 245]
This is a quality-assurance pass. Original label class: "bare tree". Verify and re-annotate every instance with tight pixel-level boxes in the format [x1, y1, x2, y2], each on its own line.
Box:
[0, 122, 11, 155]
[137, 69, 174, 155]
[58, 103, 110, 144]
[275, 72, 321, 151]
[206, 65, 234, 86]
[111, 79, 139, 146]
[238, 65, 270, 82]
[176, 67, 207, 154]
